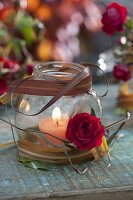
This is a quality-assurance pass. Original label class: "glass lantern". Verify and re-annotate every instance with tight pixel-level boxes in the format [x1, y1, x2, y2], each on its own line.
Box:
[113, 34, 133, 111]
[15, 62, 103, 164]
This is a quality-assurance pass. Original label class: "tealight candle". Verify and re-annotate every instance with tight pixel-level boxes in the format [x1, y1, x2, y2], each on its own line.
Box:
[38, 107, 69, 145]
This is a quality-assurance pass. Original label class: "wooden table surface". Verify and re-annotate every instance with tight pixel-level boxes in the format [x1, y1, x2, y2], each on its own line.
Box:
[0, 84, 133, 200]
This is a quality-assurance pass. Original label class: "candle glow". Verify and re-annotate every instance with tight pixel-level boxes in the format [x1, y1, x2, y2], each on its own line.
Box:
[52, 107, 61, 126]
[38, 107, 69, 145]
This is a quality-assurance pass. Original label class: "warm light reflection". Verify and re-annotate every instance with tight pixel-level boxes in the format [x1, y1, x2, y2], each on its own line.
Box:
[25, 102, 30, 112]
[20, 99, 30, 112]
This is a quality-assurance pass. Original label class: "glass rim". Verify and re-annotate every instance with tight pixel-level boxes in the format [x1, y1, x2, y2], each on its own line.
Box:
[33, 61, 91, 81]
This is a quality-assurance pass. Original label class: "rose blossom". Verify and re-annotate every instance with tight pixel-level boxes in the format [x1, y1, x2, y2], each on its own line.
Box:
[27, 64, 34, 75]
[101, 2, 127, 35]
[113, 64, 131, 81]
[66, 113, 104, 150]
[3, 59, 20, 73]
[0, 79, 8, 95]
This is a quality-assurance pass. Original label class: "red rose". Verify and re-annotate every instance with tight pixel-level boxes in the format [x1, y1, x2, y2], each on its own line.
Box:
[113, 64, 131, 81]
[0, 79, 8, 95]
[3, 59, 20, 73]
[27, 64, 34, 75]
[66, 113, 104, 150]
[0, 6, 15, 21]
[101, 2, 127, 35]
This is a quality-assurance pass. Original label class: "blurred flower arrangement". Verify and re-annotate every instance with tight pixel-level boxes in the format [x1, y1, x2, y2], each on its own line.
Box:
[27, 0, 102, 61]
[0, 0, 101, 96]
[101, 2, 133, 82]
[0, 0, 44, 95]
[101, 2, 133, 110]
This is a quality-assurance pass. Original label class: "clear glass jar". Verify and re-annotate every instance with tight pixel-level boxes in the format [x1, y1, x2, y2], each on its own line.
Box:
[15, 62, 102, 163]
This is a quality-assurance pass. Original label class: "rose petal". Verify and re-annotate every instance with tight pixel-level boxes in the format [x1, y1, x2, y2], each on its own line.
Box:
[0, 80, 8, 95]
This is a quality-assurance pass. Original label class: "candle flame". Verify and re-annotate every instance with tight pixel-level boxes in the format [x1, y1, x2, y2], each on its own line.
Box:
[52, 107, 61, 125]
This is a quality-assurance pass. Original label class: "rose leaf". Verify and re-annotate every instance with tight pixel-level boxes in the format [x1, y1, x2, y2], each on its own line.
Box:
[18, 156, 32, 163]
[18, 156, 48, 170]
[91, 107, 96, 116]
[115, 107, 127, 115]
[125, 17, 133, 30]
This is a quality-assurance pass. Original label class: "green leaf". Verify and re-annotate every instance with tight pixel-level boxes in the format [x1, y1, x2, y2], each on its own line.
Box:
[23, 160, 48, 170]
[12, 38, 22, 60]
[115, 107, 127, 116]
[91, 107, 96, 116]
[0, 23, 9, 45]
[15, 11, 35, 45]
[22, 27, 33, 45]
[18, 156, 32, 163]
[125, 17, 133, 30]
[19, 156, 48, 170]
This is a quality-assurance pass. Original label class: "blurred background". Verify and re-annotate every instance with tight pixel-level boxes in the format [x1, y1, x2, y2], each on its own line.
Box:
[0, 0, 133, 94]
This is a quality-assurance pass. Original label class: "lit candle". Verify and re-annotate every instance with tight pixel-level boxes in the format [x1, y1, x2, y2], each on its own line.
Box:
[38, 107, 69, 145]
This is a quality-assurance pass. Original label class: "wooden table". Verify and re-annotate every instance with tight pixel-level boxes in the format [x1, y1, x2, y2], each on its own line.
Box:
[0, 85, 133, 200]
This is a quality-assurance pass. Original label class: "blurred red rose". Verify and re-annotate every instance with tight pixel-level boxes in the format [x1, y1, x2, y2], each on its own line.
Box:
[26, 64, 34, 75]
[113, 64, 131, 81]
[0, 6, 15, 22]
[101, 2, 127, 35]
[0, 80, 8, 95]
[66, 112, 104, 150]
[3, 59, 20, 73]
